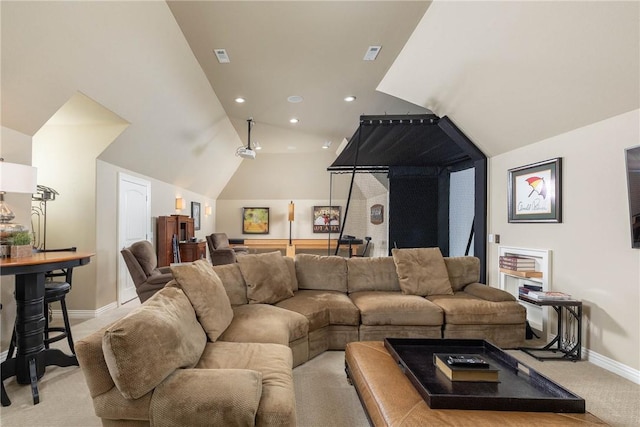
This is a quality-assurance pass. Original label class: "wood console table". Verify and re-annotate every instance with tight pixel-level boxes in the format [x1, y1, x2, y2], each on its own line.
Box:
[234, 239, 361, 257]
[1, 251, 94, 406]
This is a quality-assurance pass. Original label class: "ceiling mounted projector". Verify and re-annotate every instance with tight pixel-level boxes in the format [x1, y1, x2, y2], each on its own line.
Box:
[236, 117, 258, 159]
[236, 147, 256, 159]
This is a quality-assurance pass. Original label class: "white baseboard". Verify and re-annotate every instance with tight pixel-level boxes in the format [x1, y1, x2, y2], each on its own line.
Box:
[584, 346, 640, 385]
[51, 301, 118, 321]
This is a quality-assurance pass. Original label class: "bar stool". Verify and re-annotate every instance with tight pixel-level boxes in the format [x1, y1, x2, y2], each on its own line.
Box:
[7, 247, 77, 358]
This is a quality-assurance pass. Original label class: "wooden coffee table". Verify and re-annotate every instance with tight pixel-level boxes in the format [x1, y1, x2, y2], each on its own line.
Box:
[345, 341, 605, 426]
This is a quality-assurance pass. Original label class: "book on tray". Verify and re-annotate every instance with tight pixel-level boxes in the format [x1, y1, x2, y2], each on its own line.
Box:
[433, 353, 499, 382]
[525, 291, 572, 301]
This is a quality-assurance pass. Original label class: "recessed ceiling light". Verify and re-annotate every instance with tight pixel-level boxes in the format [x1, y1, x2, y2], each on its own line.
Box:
[287, 95, 304, 103]
[235, 97, 246, 103]
[254, 141, 262, 150]
[322, 141, 332, 149]
[289, 118, 299, 124]
[344, 96, 356, 102]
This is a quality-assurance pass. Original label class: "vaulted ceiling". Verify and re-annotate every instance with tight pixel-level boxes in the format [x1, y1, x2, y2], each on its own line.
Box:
[1, 1, 638, 198]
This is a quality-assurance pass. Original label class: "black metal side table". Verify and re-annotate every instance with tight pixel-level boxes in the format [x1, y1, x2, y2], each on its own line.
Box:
[518, 294, 582, 361]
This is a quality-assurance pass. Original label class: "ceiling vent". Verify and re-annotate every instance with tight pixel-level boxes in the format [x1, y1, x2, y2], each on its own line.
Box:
[214, 49, 230, 63]
[363, 46, 381, 61]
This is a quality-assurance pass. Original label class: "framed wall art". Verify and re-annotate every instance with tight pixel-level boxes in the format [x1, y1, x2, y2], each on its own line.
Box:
[508, 158, 562, 223]
[191, 202, 201, 230]
[370, 204, 384, 225]
[242, 207, 269, 234]
[312, 206, 341, 233]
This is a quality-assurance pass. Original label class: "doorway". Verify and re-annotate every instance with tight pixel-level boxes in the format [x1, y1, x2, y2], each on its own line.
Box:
[117, 173, 151, 304]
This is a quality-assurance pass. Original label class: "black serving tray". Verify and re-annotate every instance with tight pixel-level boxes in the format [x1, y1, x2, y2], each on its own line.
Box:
[384, 338, 585, 413]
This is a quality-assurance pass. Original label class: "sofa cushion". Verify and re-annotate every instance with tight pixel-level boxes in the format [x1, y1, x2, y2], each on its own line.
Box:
[276, 290, 360, 329]
[444, 256, 481, 292]
[428, 293, 525, 325]
[350, 291, 443, 326]
[347, 256, 400, 293]
[392, 247, 453, 296]
[102, 287, 206, 399]
[213, 263, 248, 306]
[219, 304, 309, 346]
[463, 283, 516, 302]
[150, 369, 262, 427]
[170, 260, 233, 342]
[284, 256, 299, 292]
[237, 251, 295, 304]
[295, 254, 347, 292]
[197, 341, 296, 427]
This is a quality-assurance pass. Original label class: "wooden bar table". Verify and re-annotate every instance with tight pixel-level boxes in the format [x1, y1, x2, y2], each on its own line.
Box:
[1, 251, 94, 406]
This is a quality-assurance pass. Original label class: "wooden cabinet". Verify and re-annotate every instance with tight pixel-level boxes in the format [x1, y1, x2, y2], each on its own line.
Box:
[157, 215, 195, 266]
[179, 241, 206, 263]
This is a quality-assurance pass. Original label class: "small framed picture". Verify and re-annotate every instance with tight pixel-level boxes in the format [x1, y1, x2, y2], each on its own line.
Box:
[242, 207, 269, 234]
[508, 158, 562, 223]
[313, 206, 341, 233]
[191, 202, 201, 230]
[370, 204, 384, 225]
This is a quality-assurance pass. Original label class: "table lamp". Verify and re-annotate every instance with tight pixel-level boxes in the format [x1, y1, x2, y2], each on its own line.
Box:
[0, 159, 38, 256]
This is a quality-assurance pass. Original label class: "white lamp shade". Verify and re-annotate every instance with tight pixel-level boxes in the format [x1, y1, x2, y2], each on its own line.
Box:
[0, 161, 37, 193]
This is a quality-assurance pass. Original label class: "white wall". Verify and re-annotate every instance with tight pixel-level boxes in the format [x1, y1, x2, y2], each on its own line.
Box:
[488, 110, 640, 373]
[96, 161, 216, 309]
[0, 126, 34, 350]
[32, 123, 128, 310]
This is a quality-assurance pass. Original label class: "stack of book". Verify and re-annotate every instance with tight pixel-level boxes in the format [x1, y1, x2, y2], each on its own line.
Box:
[519, 284, 542, 297]
[433, 353, 499, 382]
[499, 256, 536, 271]
[525, 290, 572, 301]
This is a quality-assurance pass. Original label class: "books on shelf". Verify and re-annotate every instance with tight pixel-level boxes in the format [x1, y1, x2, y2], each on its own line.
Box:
[525, 291, 572, 301]
[433, 353, 499, 382]
[499, 255, 536, 271]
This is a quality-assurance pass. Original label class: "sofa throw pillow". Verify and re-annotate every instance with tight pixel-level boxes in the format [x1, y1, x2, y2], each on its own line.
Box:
[237, 251, 295, 304]
[392, 247, 454, 296]
[102, 287, 206, 400]
[170, 260, 234, 342]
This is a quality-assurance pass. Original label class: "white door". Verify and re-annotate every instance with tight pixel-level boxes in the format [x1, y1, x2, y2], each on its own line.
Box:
[118, 173, 151, 304]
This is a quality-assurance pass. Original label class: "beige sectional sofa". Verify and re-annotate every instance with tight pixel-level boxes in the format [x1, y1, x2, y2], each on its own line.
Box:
[77, 248, 525, 426]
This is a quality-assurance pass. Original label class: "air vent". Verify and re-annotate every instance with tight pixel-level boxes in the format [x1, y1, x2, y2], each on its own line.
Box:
[214, 49, 230, 63]
[363, 46, 381, 61]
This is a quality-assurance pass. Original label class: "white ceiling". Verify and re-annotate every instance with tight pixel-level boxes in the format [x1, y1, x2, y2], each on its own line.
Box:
[1, 1, 638, 199]
[167, 0, 431, 153]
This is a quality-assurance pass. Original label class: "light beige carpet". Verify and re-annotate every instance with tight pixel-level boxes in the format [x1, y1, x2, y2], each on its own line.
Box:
[1, 302, 638, 426]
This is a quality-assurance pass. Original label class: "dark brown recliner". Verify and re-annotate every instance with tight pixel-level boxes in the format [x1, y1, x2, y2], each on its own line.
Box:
[206, 233, 249, 266]
[121, 240, 173, 303]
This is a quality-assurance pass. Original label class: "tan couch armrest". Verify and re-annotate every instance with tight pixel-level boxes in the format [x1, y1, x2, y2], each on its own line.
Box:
[463, 283, 516, 302]
[76, 326, 116, 398]
[150, 369, 262, 427]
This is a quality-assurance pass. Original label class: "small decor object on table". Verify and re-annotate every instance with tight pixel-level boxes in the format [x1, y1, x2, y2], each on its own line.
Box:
[9, 231, 32, 258]
[508, 157, 562, 223]
[433, 353, 499, 382]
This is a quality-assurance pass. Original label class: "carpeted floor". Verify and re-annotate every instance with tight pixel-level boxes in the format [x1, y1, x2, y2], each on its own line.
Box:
[1, 301, 638, 426]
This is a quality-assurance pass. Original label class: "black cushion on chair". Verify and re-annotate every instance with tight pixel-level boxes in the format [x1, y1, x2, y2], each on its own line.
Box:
[45, 282, 71, 301]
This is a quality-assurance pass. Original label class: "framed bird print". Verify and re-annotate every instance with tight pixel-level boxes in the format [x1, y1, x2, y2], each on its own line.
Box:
[508, 158, 562, 223]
